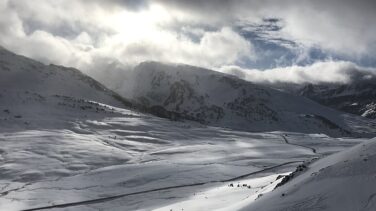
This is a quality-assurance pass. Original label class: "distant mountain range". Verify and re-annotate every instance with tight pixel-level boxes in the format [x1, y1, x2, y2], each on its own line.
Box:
[107, 61, 376, 137]
[255, 67, 376, 120]
[298, 79, 376, 119]
[1, 46, 375, 136]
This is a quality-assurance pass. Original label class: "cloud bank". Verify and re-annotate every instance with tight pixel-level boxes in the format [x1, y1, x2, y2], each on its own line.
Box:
[157, 0, 376, 57]
[0, 0, 375, 84]
[0, 0, 253, 71]
[220, 61, 376, 85]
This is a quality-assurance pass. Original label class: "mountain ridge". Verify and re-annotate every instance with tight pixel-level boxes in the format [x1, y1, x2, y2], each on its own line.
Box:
[108, 61, 376, 137]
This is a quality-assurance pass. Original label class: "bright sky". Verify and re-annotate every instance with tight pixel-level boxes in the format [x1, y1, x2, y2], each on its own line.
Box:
[1, 0, 376, 83]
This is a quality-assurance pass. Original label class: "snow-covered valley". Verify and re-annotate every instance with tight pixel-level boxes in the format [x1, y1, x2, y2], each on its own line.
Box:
[1, 47, 376, 211]
[0, 106, 366, 211]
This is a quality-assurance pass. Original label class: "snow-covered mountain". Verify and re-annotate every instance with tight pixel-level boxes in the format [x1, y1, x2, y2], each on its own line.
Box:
[1, 45, 375, 137]
[112, 61, 376, 137]
[260, 70, 376, 119]
[0, 46, 131, 106]
[298, 78, 376, 119]
[0, 46, 134, 130]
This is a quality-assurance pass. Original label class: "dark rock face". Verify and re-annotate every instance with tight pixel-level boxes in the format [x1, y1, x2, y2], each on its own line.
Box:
[227, 97, 278, 122]
[299, 78, 376, 119]
[163, 80, 195, 111]
[130, 62, 282, 127]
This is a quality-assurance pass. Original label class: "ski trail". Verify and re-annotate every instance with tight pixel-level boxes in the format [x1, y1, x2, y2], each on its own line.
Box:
[21, 161, 303, 211]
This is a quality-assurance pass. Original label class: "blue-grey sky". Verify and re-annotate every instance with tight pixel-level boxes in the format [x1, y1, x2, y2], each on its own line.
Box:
[1, 0, 376, 83]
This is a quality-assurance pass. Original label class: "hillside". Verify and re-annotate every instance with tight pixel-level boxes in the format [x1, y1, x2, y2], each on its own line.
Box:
[299, 79, 376, 119]
[0, 47, 133, 130]
[260, 70, 376, 120]
[241, 138, 376, 211]
[111, 61, 376, 137]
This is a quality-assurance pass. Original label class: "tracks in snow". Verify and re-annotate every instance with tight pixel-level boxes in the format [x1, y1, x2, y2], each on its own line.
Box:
[361, 193, 376, 211]
[281, 135, 317, 154]
[22, 161, 303, 211]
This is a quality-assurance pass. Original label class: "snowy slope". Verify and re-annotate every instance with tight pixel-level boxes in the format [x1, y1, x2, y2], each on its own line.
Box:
[240, 138, 376, 211]
[0, 46, 133, 130]
[0, 46, 129, 106]
[0, 106, 367, 211]
[113, 61, 376, 137]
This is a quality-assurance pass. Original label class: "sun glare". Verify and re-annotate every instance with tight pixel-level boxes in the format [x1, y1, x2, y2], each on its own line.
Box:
[106, 4, 170, 37]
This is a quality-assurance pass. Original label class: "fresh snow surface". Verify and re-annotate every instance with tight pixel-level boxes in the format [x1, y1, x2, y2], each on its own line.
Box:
[242, 138, 376, 211]
[153, 174, 289, 211]
[0, 104, 367, 211]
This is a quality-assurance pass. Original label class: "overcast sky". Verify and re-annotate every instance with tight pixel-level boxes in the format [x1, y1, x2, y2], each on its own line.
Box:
[1, 0, 376, 84]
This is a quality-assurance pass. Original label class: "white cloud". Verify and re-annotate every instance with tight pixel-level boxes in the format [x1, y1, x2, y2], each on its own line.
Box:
[278, 1, 376, 56]
[0, 0, 254, 72]
[220, 61, 376, 84]
[157, 0, 376, 58]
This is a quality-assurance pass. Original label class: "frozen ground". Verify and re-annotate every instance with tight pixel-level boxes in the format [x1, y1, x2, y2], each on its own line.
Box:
[0, 104, 366, 211]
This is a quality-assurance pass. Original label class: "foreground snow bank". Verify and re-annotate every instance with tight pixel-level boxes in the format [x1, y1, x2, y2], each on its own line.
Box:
[242, 138, 376, 211]
[153, 173, 290, 211]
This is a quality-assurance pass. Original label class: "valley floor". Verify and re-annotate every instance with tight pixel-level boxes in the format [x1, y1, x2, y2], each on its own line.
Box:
[0, 107, 367, 211]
